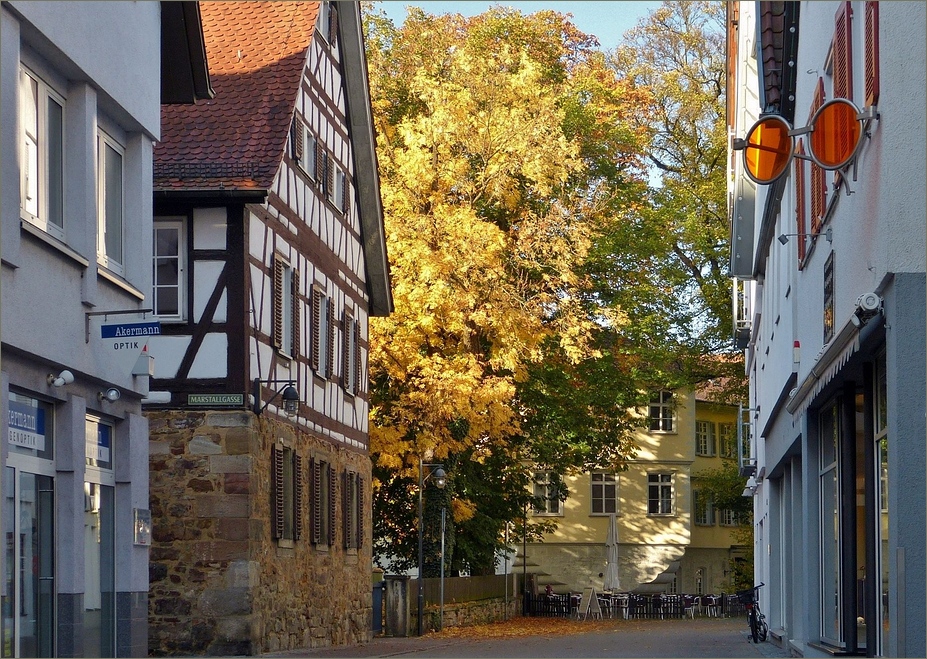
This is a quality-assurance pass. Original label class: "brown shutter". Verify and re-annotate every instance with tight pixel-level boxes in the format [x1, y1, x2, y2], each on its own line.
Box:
[326, 296, 336, 379]
[315, 141, 325, 183]
[293, 118, 304, 163]
[272, 258, 284, 349]
[342, 310, 352, 390]
[343, 470, 350, 548]
[795, 140, 807, 265]
[291, 268, 300, 357]
[328, 465, 337, 546]
[327, 155, 335, 203]
[356, 476, 364, 549]
[342, 174, 351, 216]
[353, 319, 361, 395]
[272, 445, 284, 539]
[864, 1, 880, 107]
[311, 289, 322, 371]
[329, 4, 338, 47]
[293, 453, 303, 540]
[833, 2, 853, 100]
[809, 79, 826, 234]
[311, 458, 321, 544]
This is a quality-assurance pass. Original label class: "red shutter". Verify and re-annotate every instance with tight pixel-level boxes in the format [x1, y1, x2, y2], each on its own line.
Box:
[291, 269, 300, 357]
[795, 140, 807, 265]
[864, 1, 880, 106]
[272, 258, 284, 349]
[311, 289, 322, 371]
[809, 79, 826, 234]
[328, 465, 337, 546]
[293, 453, 303, 540]
[272, 445, 284, 539]
[833, 2, 853, 100]
[311, 458, 321, 544]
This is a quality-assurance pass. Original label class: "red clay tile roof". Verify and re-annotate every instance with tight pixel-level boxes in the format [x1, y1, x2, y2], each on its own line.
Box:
[155, 1, 320, 191]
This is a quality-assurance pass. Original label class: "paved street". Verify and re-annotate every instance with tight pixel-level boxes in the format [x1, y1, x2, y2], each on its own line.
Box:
[261, 617, 790, 658]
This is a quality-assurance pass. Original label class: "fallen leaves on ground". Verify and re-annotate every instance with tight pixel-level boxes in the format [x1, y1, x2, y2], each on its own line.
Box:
[426, 616, 636, 639]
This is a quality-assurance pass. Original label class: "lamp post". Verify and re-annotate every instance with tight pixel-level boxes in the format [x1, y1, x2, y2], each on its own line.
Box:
[417, 460, 446, 636]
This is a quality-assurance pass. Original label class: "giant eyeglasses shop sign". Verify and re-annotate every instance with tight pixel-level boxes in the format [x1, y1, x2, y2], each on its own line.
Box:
[100, 321, 161, 375]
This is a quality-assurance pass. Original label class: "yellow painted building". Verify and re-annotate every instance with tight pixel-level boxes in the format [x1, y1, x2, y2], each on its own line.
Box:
[518, 386, 746, 596]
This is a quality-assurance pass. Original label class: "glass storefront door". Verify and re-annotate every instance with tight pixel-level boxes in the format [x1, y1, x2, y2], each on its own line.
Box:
[84, 417, 115, 658]
[2, 468, 55, 658]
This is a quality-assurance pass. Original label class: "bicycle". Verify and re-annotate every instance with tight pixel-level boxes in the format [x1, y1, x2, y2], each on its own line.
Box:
[736, 583, 768, 643]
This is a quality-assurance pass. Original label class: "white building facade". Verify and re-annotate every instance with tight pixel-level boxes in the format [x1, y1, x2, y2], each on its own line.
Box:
[727, 2, 925, 657]
[0, 2, 209, 656]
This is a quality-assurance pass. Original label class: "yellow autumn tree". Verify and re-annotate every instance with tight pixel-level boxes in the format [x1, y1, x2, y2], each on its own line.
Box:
[365, 7, 643, 472]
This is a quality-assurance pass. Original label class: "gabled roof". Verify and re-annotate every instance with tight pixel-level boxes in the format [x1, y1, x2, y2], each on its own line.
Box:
[155, 1, 317, 190]
[154, 1, 393, 316]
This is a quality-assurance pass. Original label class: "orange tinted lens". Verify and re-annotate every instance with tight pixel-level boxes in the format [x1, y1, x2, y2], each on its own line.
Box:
[809, 100, 862, 169]
[744, 116, 793, 183]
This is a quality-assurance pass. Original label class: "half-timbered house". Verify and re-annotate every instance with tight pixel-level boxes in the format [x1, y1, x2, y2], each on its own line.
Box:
[144, 2, 391, 655]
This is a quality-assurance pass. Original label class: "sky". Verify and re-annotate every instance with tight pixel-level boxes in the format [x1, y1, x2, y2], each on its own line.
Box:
[375, 1, 663, 51]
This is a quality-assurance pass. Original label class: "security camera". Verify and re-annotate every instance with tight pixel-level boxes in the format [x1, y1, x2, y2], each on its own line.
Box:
[47, 370, 74, 387]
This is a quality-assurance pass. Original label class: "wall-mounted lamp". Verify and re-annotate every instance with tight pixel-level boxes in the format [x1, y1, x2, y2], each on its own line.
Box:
[778, 226, 832, 245]
[47, 370, 74, 387]
[252, 378, 299, 417]
[98, 388, 121, 403]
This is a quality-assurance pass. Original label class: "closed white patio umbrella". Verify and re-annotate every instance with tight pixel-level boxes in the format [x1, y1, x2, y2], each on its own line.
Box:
[603, 513, 620, 592]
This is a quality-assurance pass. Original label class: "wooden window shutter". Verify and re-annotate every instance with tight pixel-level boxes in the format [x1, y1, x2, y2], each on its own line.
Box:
[353, 319, 361, 395]
[833, 2, 853, 100]
[311, 458, 321, 544]
[342, 470, 351, 548]
[356, 476, 364, 549]
[293, 453, 303, 540]
[272, 258, 285, 349]
[329, 4, 338, 47]
[327, 155, 335, 202]
[342, 310, 352, 390]
[291, 269, 300, 358]
[315, 141, 325, 184]
[272, 445, 285, 539]
[864, 1, 880, 107]
[795, 140, 807, 265]
[326, 297, 336, 379]
[809, 79, 826, 234]
[293, 118, 304, 163]
[328, 465, 337, 546]
[342, 173, 351, 217]
[311, 289, 322, 371]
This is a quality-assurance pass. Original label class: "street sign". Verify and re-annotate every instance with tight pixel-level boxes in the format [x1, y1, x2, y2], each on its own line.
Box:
[187, 393, 245, 406]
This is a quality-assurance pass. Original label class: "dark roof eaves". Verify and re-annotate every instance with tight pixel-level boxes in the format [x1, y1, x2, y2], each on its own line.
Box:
[337, 2, 393, 317]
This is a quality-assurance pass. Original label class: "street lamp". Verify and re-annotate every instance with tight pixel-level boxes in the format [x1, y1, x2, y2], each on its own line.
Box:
[252, 378, 299, 417]
[418, 460, 446, 636]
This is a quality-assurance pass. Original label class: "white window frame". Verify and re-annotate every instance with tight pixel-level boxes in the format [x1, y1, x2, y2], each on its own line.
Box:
[152, 220, 186, 321]
[532, 471, 562, 516]
[280, 261, 294, 357]
[719, 422, 738, 459]
[649, 391, 675, 432]
[334, 166, 347, 213]
[590, 471, 618, 515]
[97, 131, 125, 274]
[695, 420, 716, 456]
[20, 66, 65, 239]
[719, 508, 738, 527]
[300, 126, 317, 180]
[693, 488, 715, 525]
[647, 472, 674, 516]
